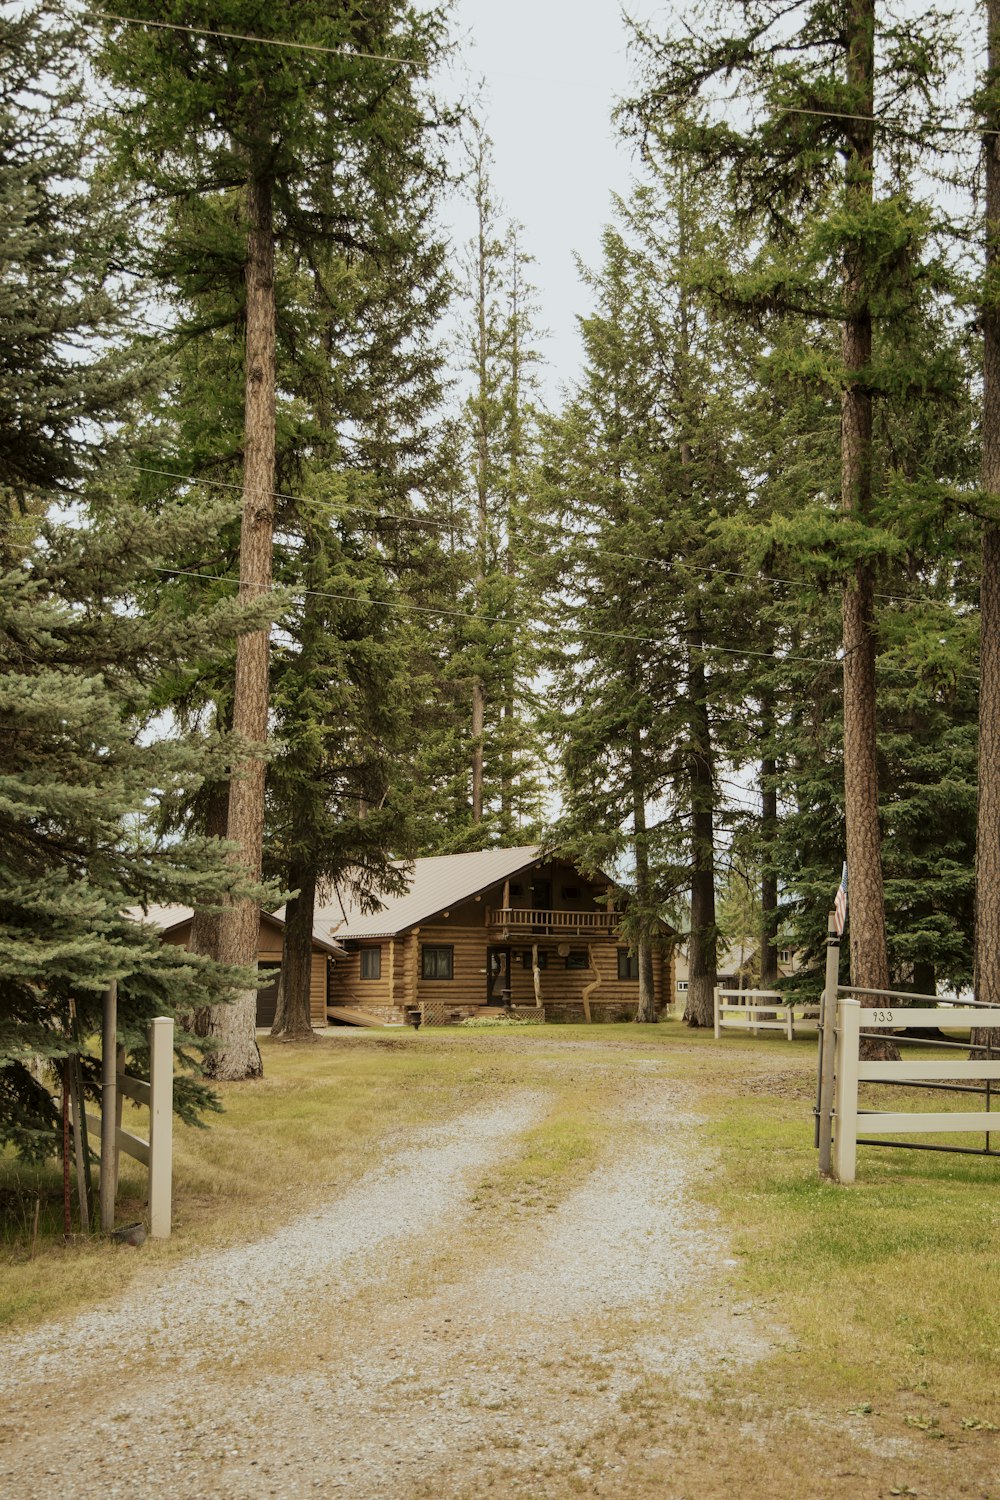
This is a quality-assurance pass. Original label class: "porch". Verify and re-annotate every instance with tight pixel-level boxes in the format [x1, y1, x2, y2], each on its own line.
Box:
[484, 906, 623, 936]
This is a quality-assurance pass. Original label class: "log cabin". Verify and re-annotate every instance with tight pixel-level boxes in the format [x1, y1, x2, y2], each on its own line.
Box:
[318, 845, 675, 1025]
[129, 904, 343, 1028]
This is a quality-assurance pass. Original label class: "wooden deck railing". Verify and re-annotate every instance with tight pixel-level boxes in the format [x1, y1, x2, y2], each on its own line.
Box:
[486, 907, 623, 934]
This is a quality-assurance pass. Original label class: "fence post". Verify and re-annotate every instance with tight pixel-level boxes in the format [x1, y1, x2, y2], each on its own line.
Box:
[817, 913, 841, 1174]
[832, 998, 861, 1184]
[99, 981, 118, 1233]
[148, 1017, 173, 1238]
[713, 985, 721, 1039]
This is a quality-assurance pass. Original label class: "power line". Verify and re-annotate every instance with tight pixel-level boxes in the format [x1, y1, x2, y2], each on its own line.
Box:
[3, 507, 976, 680]
[688, 97, 999, 141]
[126, 462, 947, 609]
[78, 9, 424, 66]
[7, 464, 971, 618]
[70, 9, 998, 140]
[146, 560, 972, 682]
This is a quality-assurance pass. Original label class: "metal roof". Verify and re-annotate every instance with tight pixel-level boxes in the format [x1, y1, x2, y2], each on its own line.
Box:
[313, 844, 545, 941]
[126, 904, 345, 957]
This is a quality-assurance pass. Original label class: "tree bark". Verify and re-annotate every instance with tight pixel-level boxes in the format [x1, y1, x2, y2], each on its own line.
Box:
[759, 703, 779, 988]
[207, 170, 275, 1080]
[471, 681, 485, 823]
[684, 624, 717, 1027]
[189, 777, 230, 961]
[912, 959, 936, 999]
[272, 860, 317, 1040]
[631, 724, 657, 1022]
[840, 0, 895, 1061]
[975, 1, 1000, 1052]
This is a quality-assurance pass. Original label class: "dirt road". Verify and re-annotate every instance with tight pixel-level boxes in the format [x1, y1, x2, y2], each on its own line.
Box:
[1, 1037, 990, 1498]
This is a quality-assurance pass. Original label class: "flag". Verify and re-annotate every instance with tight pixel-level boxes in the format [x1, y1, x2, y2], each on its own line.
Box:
[833, 862, 848, 935]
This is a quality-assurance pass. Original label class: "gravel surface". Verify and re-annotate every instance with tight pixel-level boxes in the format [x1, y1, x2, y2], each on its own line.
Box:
[0, 1091, 546, 1395]
[2, 1072, 771, 1499]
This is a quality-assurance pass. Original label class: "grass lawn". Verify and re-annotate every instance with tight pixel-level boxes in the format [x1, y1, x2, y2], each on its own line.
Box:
[2, 1019, 999, 1448]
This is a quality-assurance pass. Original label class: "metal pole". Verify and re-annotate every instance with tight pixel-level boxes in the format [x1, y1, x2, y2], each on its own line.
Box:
[100, 981, 118, 1233]
[817, 912, 841, 1177]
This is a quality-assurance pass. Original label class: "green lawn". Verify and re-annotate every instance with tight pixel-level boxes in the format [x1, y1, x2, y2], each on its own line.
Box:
[2, 1020, 998, 1440]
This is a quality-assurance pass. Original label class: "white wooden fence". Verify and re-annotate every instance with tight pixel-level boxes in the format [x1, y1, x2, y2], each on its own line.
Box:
[82, 1015, 174, 1237]
[714, 987, 820, 1041]
[832, 999, 1000, 1184]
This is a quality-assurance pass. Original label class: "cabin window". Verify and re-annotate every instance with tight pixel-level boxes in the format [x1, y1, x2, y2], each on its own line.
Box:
[561, 885, 581, 900]
[565, 950, 588, 970]
[779, 949, 792, 963]
[359, 947, 381, 980]
[421, 945, 454, 981]
[676, 980, 689, 992]
[520, 950, 548, 969]
[509, 882, 523, 897]
[617, 948, 639, 981]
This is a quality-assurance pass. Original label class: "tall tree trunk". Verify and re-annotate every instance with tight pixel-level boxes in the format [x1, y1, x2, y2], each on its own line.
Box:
[912, 959, 936, 999]
[470, 139, 490, 829]
[189, 777, 230, 961]
[630, 724, 657, 1022]
[684, 624, 717, 1027]
[208, 171, 275, 1080]
[841, 0, 895, 1061]
[272, 859, 317, 1040]
[471, 681, 485, 822]
[975, 0, 1000, 1053]
[759, 688, 779, 987]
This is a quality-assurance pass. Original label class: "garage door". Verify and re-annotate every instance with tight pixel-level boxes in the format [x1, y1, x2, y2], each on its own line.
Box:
[256, 964, 281, 1028]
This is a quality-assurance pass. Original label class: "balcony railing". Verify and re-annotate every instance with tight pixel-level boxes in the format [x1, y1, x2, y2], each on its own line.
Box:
[486, 907, 623, 935]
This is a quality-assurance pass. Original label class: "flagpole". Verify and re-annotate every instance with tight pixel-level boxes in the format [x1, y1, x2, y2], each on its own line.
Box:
[817, 908, 841, 1177]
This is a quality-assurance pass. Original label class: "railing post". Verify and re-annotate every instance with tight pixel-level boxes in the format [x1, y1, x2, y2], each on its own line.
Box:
[832, 999, 861, 1185]
[99, 981, 118, 1233]
[817, 912, 841, 1174]
[713, 985, 721, 1039]
[148, 1016, 173, 1238]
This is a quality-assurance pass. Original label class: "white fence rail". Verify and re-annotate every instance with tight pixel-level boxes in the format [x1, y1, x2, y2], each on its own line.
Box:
[82, 1014, 174, 1237]
[832, 1000, 1000, 1184]
[713, 987, 820, 1041]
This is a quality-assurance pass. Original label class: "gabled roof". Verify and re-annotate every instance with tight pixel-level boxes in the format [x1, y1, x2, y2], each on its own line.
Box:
[313, 844, 547, 941]
[126, 904, 345, 957]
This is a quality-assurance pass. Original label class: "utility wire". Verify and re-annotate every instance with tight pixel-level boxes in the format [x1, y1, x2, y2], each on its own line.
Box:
[146, 561, 975, 682]
[71, 8, 996, 138]
[78, 9, 425, 66]
[126, 462, 955, 609]
[650, 93, 1000, 140]
[3, 512, 975, 679]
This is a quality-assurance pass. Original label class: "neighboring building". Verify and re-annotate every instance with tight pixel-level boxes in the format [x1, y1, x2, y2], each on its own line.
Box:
[130, 905, 343, 1028]
[673, 939, 802, 1003]
[319, 845, 675, 1025]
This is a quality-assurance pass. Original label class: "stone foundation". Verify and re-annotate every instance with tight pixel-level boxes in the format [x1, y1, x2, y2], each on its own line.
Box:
[544, 1000, 668, 1024]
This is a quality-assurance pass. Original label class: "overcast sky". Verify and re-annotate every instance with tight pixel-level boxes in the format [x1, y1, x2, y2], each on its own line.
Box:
[441, 1, 649, 399]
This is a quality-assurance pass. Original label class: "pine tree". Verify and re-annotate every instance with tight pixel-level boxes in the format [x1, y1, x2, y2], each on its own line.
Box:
[0, 3, 128, 529]
[537, 167, 752, 1024]
[623, 0, 964, 1045]
[445, 124, 548, 850]
[96, 2, 453, 1073]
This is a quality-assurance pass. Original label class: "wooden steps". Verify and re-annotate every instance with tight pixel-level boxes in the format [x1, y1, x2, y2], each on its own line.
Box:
[326, 1006, 390, 1028]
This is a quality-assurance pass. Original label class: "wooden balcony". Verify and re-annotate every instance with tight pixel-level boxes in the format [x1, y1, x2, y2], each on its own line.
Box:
[486, 907, 623, 936]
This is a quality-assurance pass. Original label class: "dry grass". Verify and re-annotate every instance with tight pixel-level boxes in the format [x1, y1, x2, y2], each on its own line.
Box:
[4, 1019, 1000, 1448]
[0, 1034, 507, 1330]
[3, 1021, 1000, 1496]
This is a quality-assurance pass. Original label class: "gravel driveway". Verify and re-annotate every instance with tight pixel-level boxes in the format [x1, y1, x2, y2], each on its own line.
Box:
[1, 1073, 767, 1499]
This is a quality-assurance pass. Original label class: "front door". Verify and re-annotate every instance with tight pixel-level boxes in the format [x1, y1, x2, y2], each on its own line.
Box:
[486, 946, 512, 1006]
